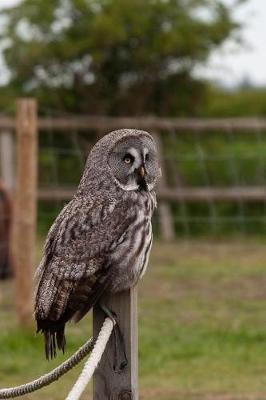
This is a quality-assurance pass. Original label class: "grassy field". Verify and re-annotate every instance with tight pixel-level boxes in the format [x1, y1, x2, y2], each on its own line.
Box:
[2, 239, 266, 399]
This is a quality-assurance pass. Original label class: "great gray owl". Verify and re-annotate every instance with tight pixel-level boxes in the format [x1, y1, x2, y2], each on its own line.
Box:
[34, 129, 160, 359]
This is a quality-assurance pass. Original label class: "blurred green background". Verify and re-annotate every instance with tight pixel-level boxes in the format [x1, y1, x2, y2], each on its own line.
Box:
[1, 1, 266, 399]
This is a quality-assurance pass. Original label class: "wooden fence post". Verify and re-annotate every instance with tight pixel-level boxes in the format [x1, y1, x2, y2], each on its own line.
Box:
[153, 132, 175, 241]
[93, 288, 138, 400]
[12, 98, 38, 327]
[0, 130, 15, 191]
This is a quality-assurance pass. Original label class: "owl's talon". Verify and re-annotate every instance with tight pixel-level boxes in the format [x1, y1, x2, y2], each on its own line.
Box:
[113, 321, 128, 373]
[99, 302, 117, 326]
[99, 302, 128, 372]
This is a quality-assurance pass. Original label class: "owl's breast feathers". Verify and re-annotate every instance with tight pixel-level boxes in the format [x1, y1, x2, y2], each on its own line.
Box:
[34, 190, 156, 359]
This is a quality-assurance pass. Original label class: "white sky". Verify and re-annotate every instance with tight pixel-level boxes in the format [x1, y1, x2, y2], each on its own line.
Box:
[199, 0, 266, 87]
[0, 0, 266, 87]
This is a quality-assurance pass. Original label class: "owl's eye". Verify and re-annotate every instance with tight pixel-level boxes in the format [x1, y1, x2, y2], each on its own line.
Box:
[145, 153, 150, 162]
[123, 153, 134, 164]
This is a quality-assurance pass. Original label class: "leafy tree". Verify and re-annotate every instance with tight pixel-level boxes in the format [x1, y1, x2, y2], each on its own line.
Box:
[0, 0, 243, 115]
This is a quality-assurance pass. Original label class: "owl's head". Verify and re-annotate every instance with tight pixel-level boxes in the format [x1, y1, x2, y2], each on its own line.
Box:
[107, 131, 160, 192]
[81, 129, 160, 193]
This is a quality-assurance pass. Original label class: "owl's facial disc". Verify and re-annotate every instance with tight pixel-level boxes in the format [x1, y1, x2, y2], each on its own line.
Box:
[108, 135, 160, 192]
[120, 146, 147, 191]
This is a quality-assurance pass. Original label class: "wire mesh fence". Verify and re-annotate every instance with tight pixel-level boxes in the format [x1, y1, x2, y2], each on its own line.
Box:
[35, 112, 266, 239]
[2, 109, 266, 249]
[160, 127, 266, 237]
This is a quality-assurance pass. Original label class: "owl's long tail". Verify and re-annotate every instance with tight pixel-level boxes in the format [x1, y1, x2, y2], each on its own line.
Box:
[36, 319, 66, 360]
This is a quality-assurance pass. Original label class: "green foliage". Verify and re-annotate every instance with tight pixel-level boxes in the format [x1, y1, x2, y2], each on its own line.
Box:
[204, 87, 266, 117]
[0, 0, 241, 115]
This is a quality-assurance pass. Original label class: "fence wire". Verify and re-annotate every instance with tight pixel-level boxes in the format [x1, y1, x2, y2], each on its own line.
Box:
[34, 113, 266, 239]
[2, 111, 266, 247]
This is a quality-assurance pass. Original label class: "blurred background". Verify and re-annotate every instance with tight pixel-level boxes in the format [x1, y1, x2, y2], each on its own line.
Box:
[1, 0, 266, 399]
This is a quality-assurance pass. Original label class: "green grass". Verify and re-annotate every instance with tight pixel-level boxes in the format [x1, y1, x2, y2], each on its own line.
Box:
[2, 240, 266, 399]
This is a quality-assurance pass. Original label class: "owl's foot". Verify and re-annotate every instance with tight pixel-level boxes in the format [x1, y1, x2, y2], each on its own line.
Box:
[99, 302, 128, 373]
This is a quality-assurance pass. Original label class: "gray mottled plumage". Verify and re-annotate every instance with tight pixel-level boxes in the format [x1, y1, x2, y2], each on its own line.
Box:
[34, 129, 160, 359]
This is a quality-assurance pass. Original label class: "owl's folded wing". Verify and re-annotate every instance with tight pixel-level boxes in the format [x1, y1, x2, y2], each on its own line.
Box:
[34, 197, 136, 324]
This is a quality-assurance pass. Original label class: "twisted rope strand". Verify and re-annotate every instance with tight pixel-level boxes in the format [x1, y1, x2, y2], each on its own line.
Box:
[0, 337, 94, 399]
[65, 317, 115, 400]
[0, 318, 114, 399]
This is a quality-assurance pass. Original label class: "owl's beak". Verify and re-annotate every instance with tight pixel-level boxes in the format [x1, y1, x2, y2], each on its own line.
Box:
[135, 165, 147, 191]
[138, 166, 145, 178]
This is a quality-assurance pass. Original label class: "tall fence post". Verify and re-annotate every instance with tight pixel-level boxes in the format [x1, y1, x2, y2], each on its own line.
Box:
[12, 98, 38, 327]
[153, 132, 175, 241]
[93, 288, 138, 400]
[0, 130, 15, 191]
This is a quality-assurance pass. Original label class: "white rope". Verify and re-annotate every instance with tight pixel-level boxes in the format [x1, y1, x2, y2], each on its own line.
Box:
[0, 338, 94, 399]
[0, 317, 115, 399]
[65, 317, 115, 400]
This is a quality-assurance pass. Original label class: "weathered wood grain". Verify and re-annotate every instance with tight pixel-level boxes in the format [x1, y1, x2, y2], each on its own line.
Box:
[12, 98, 37, 327]
[93, 288, 138, 400]
[2, 115, 266, 132]
[38, 186, 266, 203]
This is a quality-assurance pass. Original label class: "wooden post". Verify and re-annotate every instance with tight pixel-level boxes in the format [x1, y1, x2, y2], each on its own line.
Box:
[93, 288, 138, 400]
[12, 98, 38, 327]
[153, 132, 175, 241]
[0, 130, 15, 191]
